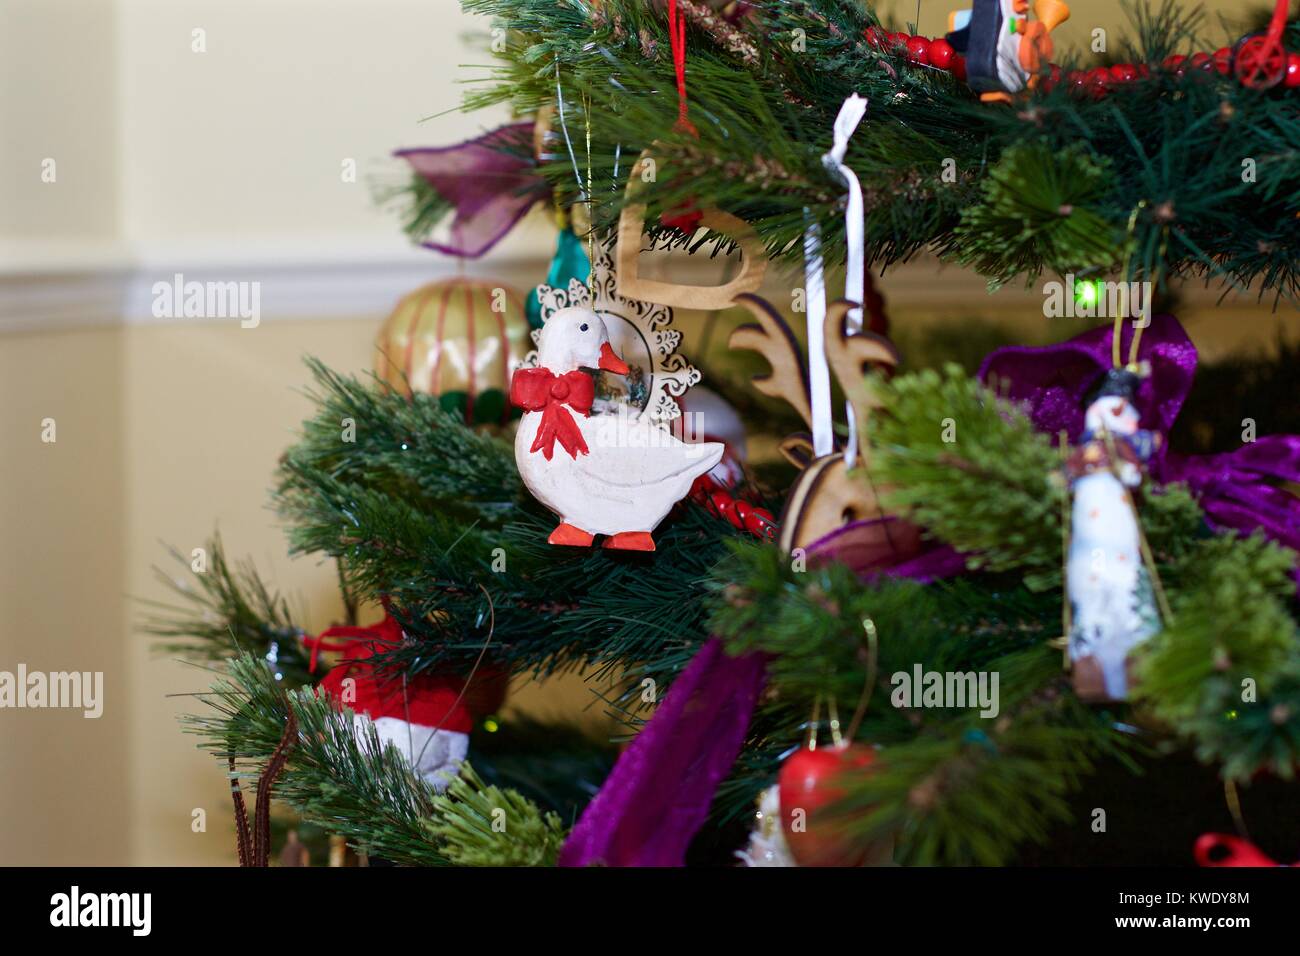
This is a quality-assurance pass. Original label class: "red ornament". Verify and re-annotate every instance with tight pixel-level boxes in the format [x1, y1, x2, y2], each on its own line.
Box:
[863, 26, 888, 49]
[951, 53, 967, 82]
[1041, 64, 1062, 92]
[927, 38, 955, 70]
[1190, 51, 1213, 72]
[1213, 46, 1233, 76]
[1163, 54, 1187, 76]
[1196, 833, 1290, 867]
[888, 31, 909, 52]
[311, 615, 509, 741]
[778, 743, 881, 867]
[905, 35, 930, 65]
[1285, 53, 1300, 88]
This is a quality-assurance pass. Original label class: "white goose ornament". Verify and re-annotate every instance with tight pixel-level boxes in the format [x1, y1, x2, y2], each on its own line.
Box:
[510, 306, 723, 551]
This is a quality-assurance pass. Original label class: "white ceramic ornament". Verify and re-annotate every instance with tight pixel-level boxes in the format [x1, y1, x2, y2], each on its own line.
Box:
[510, 304, 722, 551]
[1066, 369, 1163, 699]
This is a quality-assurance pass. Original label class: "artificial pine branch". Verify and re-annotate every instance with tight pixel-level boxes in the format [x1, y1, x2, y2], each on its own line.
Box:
[1138, 535, 1300, 723]
[141, 535, 313, 686]
[427, 764, 567, 866]
[835, 671, 1128, 866]
[952, 142, 1124, 288]
[866, 364, 1065, 588]
[187, 653, 565, 866]
[445, 0, 1300, 299]
[188, 654, 451, 865]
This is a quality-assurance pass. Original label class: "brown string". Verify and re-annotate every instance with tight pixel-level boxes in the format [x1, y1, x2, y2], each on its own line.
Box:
[229, 755, 252, 867]
[231, 705, 299, 867]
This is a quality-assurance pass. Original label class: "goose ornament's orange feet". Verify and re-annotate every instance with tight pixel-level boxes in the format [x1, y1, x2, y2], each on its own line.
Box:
[549, 523, 594, 547]
[602, 532, 656, 552]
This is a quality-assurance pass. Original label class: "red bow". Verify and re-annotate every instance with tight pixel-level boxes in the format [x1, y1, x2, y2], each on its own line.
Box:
[510, 367, 594, 460]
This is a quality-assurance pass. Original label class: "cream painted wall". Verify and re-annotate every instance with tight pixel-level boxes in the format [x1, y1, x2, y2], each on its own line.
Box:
[0, 327, 128, 865]
[1, 0, 1292, 866]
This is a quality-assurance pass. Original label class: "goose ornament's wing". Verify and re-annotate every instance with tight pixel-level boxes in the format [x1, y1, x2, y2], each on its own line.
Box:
[573, 416, 724, 488]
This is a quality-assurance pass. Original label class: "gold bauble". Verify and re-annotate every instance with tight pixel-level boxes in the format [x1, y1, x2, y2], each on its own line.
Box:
[374, 276, 532, 425]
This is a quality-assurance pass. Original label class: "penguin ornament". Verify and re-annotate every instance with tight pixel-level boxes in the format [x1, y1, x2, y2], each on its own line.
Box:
[946, 0, 1071, 101]
[1065, 368, 1164, 701]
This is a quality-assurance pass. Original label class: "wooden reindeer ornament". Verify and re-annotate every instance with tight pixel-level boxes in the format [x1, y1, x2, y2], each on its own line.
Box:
[729, 294, 919, 566]
[615, 150, 768, 311]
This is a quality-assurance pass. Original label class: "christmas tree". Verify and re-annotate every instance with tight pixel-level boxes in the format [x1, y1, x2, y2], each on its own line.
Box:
[152, 0, 1300, 867]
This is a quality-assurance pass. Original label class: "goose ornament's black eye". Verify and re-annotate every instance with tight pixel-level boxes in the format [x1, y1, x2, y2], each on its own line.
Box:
[580, 323, 589, 332]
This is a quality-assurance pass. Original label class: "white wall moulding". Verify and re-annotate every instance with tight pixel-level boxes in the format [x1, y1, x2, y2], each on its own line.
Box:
[0, 238, 1278, 336]
[0, 240, 551, 333]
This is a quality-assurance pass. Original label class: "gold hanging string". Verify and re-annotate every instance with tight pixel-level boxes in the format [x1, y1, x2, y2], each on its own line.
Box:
[583, 92, 595, 293]
[806, 695, 822, 750]
[1130, 209, 1172, 369]
[1100, 426, 1174, 625]
[845, 618, 879, 742]
[1224, 778, 1252, 840]
[827, 696, 843, 747]
[1113, 201, 1148, 370]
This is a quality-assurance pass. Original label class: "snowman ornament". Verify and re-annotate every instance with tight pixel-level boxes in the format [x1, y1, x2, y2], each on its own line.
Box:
[510, 306, 723, 551]
[1065, 368, 1163, 700]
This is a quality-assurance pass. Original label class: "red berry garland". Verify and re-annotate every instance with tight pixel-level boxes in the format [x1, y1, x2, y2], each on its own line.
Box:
[905, 35, 930, 66]
[927, 38, 955, 71]
[861, 8, 1299, 98]
[690, 474, 777, 540]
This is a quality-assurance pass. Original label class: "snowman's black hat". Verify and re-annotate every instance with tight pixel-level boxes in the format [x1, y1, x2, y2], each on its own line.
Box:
[1084, 367, 1142, 408]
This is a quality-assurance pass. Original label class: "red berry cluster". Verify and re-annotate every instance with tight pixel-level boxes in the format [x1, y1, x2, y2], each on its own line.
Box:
[863, 26, 1300, 96]
[690, 474, 777, 539]
[864, 26, 966, 82]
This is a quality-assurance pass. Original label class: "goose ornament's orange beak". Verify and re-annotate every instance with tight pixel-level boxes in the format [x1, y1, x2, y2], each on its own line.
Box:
[598, 342, 630, 375]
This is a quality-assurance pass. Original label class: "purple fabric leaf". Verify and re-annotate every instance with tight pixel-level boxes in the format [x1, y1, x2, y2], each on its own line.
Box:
[395, 122, 548, 259]
[558, 638, 765, 867]
[978, 314, 1300, 585]
[977, 313, 1197, 444]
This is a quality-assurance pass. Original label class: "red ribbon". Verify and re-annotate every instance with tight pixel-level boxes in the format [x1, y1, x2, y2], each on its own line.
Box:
[667, 0, 697, 137]
[302, 611, 403, 674]
[660, 0, 704, 233]
[510, 367, 594, 460]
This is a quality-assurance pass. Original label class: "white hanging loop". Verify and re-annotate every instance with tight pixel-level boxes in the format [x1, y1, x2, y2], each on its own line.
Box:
[802, 217, 833, 457]
[802, 94, 868, 463]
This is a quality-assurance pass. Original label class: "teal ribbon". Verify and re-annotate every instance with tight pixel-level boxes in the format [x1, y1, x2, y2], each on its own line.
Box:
[527, 227, 591, 329]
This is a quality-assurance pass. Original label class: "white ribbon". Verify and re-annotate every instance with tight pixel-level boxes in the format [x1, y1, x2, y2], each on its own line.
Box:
[802, 94, 868, 462]
[802, 218, 833, 457]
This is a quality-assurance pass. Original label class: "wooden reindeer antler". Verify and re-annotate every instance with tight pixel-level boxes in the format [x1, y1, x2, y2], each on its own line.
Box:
[775, 300, 907, 557]
[823, 299, 899, 466]
[615, 151, 768, 310]
[727, 292, 812, 430]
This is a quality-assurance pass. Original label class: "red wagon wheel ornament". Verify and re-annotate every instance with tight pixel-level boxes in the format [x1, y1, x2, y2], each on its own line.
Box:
[1233, 0, 1291, 89]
